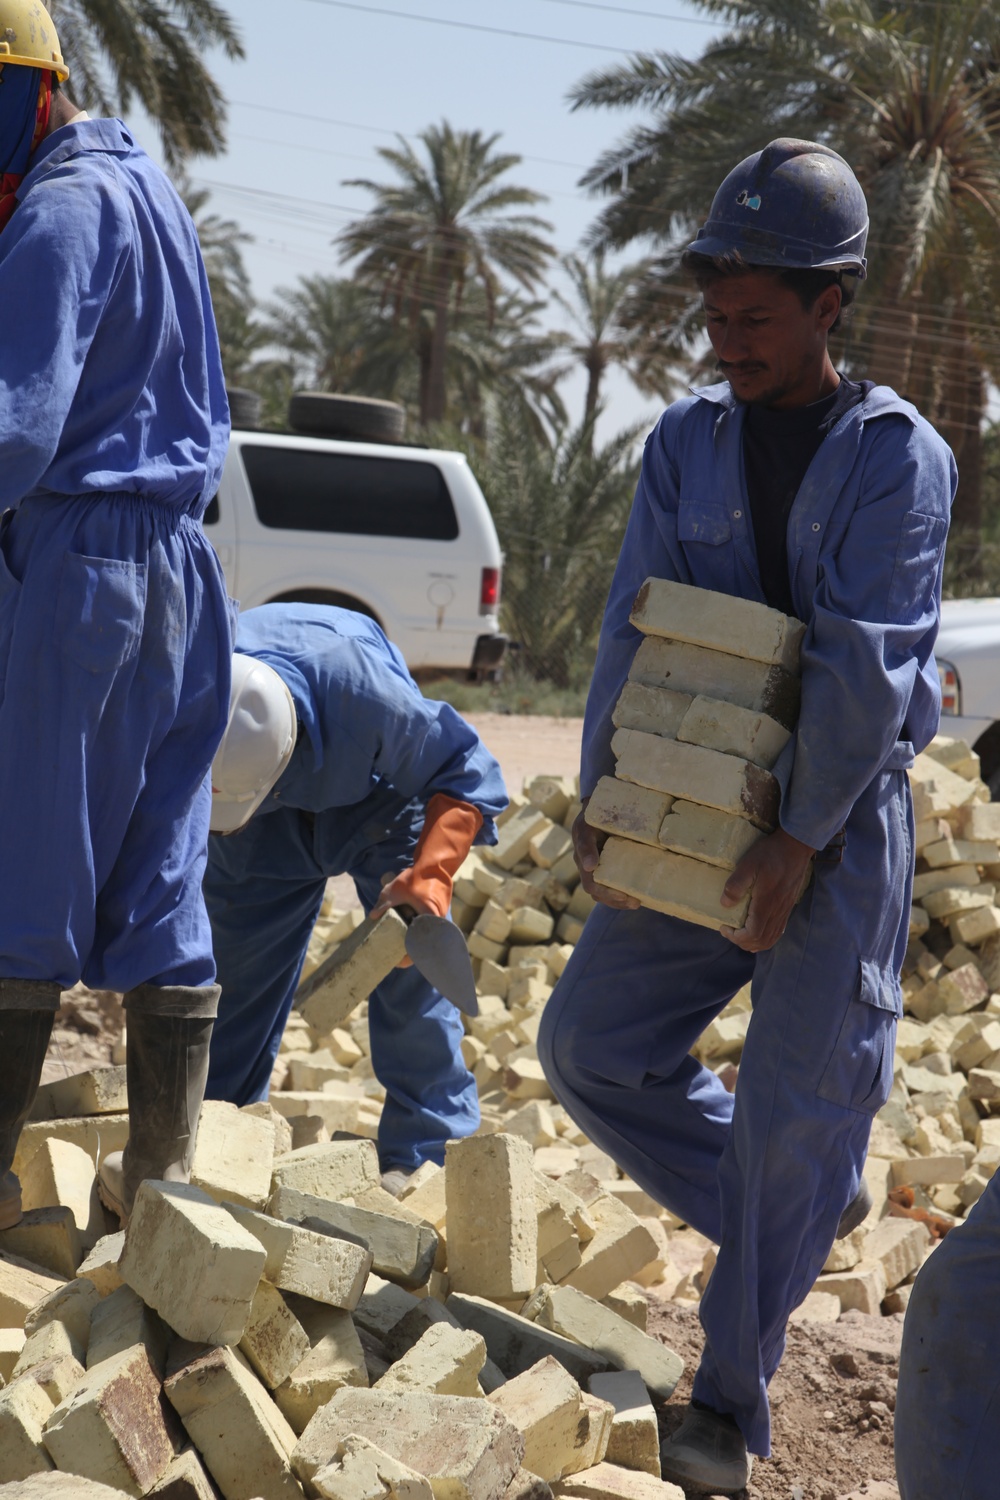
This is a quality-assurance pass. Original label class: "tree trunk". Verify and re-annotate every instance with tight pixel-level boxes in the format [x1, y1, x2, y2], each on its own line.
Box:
[416, 320, 433, 426]
[583, 353, 605, 437]
[422, 285, 450, 427]
[948, 351, 983, 536]
[933, 319, 983, 585]
[864, 276, 920, 398]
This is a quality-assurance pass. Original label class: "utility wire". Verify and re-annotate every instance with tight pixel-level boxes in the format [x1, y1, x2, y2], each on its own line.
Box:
[539, 0, 718, 23]
[199, 166, 1000, 281]
[292, 0, 641, 52]
[227, 132, 590, 201]
[229, 99, 592, 171]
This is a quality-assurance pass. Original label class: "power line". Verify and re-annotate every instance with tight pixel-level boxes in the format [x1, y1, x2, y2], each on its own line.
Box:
[538, 0, 717, 24]
[202, 162, 1000, 282]
[229, 99, 592, 171]
[226, 130, 590, 204]
[292, 0, 641, 52]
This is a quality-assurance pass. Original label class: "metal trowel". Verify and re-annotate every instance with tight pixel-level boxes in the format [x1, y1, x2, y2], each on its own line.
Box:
[398, 906, 479, 1017]
[297, 904, 478, 1037]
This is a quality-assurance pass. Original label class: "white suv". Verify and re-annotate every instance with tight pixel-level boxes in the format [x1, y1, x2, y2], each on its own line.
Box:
[203, 427, 507, 677]
[935, 598, 1000, 795]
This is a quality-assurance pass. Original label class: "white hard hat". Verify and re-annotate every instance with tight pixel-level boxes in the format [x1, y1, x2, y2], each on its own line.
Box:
[210, 655, 298, 834]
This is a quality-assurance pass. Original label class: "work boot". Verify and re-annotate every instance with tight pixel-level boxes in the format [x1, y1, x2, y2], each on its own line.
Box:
[98, 983, 219, 1224]
[0, 982, 62, 1231]
[660, 1404, 753, 1496]
[380, 1168, 415, 1198]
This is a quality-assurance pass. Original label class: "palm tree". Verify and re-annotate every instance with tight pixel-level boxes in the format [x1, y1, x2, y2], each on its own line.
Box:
[261, 272, 566, 443]
[446, 286, 568, 442]
[552, 249, 674, 431]
[481, 399, 643, 687]
[569, 0, 1000, 535]
[52, 0, 243, 164]
[177, 180, 265, 386]
[338, 122, 556, 426]
[264, 275, 414, 402]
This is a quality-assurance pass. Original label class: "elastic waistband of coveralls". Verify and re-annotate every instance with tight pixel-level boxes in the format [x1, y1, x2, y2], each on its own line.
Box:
[10, 488, 214, 529]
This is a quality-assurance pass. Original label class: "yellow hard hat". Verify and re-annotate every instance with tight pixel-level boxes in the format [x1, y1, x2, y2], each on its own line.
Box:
[0, 0, 68, 80]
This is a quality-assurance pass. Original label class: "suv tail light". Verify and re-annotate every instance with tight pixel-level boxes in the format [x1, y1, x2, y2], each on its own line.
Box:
[937, 659, 960, 715]
[480, 566, 500, 614]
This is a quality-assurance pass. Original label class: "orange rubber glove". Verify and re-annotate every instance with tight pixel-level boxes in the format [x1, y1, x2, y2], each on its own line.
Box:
[372, 794, 484, 920]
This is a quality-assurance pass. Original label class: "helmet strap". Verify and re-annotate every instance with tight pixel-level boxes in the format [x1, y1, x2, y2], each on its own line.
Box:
[0, 68, 53, 233]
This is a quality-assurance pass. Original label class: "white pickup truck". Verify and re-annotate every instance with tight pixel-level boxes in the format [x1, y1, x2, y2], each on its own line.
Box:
[935, 598, 1000, 795]
[203, 423, 507, 679]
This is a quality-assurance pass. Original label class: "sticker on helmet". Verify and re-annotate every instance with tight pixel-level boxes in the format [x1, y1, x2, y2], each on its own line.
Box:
[736, 190, 762, 211]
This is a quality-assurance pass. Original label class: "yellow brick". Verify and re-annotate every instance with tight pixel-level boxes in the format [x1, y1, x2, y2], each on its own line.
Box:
[630, 578, 804, 671]
[611, 729, 778, 829]
[596, 839, 749, 931]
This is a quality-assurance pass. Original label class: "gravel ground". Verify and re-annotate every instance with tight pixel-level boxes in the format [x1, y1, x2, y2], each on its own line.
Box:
[39, 710, 905, 1498]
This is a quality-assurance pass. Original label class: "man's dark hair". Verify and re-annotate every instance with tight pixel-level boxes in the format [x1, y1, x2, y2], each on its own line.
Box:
[49, 71, 61, 94]
[681, 248, 857, 334]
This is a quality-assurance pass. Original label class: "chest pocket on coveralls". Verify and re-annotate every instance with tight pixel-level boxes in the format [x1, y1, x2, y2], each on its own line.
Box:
[54, 553, 148, 675]
[677, 500, 733, 547]
[817, 958, 900, 1115]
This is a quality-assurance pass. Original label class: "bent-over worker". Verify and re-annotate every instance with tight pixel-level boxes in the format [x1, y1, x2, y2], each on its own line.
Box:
[203, 602, 507, 1192]
[894, 1169, 1000, 1499]
[0, 1, 233, 1228]
[537, 138, 955, 1493]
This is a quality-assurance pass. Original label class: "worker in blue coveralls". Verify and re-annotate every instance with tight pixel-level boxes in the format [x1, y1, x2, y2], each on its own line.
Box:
[0, 1, 234, 1230]
[537, 139, 956, 1495]
[202, 603, 508, 1194]
[894, 1170, 1000, 1499]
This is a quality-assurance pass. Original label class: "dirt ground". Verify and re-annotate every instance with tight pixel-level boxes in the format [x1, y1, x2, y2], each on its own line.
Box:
[648, 1298, 902, 1500]
[465, 711, 585, 792]
[40, 711, 904, 1499]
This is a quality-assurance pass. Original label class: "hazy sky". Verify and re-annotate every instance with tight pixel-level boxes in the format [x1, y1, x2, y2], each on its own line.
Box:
[139, 0, 724, 437]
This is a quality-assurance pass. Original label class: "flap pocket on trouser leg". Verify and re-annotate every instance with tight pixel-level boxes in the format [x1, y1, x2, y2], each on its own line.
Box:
[54, 552, 148, 675]
[817, 958, 901, 1115]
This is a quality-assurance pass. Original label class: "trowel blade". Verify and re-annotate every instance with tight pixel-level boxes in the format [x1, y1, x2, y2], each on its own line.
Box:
[404, 914, 479, 1016]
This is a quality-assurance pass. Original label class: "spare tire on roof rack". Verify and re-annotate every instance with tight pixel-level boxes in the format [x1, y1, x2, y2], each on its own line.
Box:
[226, 387, 263, 429]
[287, 392, 407, 445]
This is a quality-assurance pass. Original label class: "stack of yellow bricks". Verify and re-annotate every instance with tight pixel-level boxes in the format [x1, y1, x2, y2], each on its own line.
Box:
[588, 578, 805, 930]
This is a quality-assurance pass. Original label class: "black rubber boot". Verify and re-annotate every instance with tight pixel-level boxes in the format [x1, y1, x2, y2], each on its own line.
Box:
[0, 981, 62, 1230]
[99, 983, 220, 1222]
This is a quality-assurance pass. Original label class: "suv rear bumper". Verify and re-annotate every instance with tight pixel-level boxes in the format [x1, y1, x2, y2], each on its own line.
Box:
[471, 633, 509, 677]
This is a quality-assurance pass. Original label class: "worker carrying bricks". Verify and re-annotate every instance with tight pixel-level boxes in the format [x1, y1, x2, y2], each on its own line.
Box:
[0, 2, 234, 1229]
[200, 603, 508, 1194]
[538, 139, 956, 1493]
[894, 1167, 999, 1498]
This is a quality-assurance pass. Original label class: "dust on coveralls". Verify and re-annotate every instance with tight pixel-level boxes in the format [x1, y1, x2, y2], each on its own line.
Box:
[894, 1170, 1000, 1500]
[204, 603, 508, 1172]
[0, 117, 233, 994]
[537, 382, 955, 1458]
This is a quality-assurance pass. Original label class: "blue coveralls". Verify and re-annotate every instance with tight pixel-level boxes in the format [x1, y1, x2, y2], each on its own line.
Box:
[894, 1170, 1000, 1499]
[0, 118, 233, 993]
[204, 604, 508, 1172]
[537, 382, 955, 1458]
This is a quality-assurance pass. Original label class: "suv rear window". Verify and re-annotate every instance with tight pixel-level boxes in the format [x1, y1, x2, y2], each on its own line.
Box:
[241, 446, 459, 540]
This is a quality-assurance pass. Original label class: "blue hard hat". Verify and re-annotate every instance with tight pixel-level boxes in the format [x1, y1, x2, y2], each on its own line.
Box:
[687, 138, 868, 280]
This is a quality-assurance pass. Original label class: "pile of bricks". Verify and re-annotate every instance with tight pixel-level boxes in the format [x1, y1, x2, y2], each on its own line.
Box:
[585, 579, 803, 930]
[5, 678, 1000, 1494]
[0, 1102, 690, 1499]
